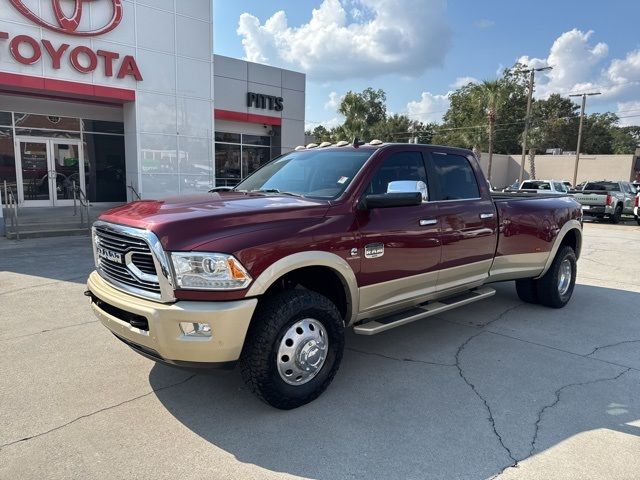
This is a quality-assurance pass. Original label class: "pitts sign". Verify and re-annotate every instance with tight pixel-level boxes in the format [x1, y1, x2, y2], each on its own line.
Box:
[0, 0, 142, 81]
[247, 92, 284, 112]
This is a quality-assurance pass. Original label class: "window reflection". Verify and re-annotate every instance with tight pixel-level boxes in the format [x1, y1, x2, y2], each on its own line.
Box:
[214, 131, 273, 187]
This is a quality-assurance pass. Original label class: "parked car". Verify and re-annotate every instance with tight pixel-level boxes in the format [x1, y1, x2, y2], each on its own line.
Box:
[519, 179, 570, 194]
[86, 142, 583, 409]
[634, 190, 640, 225]
[572, 180, 637, 224]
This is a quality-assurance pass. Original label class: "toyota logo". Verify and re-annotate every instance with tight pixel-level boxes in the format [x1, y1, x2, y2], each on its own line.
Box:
[8, 0, 123, 37]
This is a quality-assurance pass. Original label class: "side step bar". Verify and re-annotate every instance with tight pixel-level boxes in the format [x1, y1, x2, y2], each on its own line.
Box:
[353, 286, 496, 335]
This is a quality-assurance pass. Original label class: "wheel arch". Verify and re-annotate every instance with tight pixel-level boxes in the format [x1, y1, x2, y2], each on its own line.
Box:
[246, 251, 359, 325]
[535, 219, 582, 279]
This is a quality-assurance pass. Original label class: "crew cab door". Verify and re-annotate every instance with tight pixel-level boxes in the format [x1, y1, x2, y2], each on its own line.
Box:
[426, 150, 498, 292]
[355, 149, 441, 316]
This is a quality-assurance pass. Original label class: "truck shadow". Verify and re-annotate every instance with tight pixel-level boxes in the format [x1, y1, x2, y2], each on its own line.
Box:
[149, 282, 640, 479]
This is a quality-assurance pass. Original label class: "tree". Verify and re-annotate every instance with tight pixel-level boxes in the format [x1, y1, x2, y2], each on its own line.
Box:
[338, 87, 387, 139]
[529, 94, 580, 152]
[580, 113, 618, 154]
[611, 126, 640, 154]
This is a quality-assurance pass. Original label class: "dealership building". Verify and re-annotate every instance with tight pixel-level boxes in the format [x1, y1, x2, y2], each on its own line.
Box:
[0, 0, 306, 211]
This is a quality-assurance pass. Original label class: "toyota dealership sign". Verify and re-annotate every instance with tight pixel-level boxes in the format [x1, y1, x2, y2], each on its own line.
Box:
[1, 0, 142, 81]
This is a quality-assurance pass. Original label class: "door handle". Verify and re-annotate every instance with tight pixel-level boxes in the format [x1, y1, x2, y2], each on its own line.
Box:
[480, 213, 494, 219]
[419, 219, 438, 226]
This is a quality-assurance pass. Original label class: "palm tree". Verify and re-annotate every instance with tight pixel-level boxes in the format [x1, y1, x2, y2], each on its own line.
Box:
[470, 80, 511, 181]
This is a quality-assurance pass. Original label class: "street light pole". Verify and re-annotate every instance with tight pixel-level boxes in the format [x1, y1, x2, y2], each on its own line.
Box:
[519, 66, 552, 183]
[569, 92, 601, 186]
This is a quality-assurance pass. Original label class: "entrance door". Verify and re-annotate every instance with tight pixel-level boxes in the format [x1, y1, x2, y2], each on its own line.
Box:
[15, 138, 85, 206]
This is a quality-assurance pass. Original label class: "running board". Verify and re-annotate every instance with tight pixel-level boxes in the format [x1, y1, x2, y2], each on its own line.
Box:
[353, 286, 496, 335]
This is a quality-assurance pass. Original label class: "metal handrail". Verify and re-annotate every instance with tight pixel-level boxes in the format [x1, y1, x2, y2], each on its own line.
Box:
[72, 181, 91, 230]
[3, 180, 20, 240]
[128, 183, 142, 201]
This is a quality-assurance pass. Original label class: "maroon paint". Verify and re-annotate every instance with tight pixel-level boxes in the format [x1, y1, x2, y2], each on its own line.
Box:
[99, 145, 583, 302]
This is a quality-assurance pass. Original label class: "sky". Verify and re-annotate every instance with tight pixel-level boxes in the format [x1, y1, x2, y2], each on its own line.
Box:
[213, 0, 640, 130]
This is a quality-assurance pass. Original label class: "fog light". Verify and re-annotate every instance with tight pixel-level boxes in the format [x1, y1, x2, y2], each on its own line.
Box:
[180, 322, 212, 338]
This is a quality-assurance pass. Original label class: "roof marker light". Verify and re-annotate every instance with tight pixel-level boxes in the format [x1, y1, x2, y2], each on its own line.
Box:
[306, 143, 319, 149]
[369, 139, 383, 146]
[335, 141, 349, 147]
[295, 146, 306, 151]
[319, 142, 332, 148]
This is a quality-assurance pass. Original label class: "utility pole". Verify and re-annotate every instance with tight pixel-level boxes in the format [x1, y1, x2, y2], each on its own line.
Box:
[569, 92, 601, 186]
[519, 66, 553, 183]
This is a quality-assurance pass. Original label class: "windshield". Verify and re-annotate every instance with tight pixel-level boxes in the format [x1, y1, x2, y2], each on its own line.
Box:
[234, 149, 374, 199]
[584, 182, 619, 191]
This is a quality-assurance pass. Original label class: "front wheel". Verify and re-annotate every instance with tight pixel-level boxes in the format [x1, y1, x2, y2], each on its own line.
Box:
[240, 290, 344, 409]
[536, 246, 577, 308]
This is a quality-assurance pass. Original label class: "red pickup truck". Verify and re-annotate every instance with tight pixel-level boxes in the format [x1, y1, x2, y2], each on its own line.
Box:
[87, 142, 583, 409]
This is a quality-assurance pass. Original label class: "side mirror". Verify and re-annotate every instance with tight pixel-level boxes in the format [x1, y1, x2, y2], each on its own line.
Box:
[361, 192, 422, 209]
[387, 180, 428, 201]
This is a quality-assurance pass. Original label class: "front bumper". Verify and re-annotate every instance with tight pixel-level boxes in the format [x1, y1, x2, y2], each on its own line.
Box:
[87, 271, 257, 366]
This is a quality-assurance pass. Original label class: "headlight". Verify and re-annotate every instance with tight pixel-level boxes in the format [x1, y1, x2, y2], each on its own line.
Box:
[170, 252, 252, 290]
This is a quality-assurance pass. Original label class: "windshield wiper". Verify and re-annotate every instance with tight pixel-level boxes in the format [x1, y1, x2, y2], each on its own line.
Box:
[251, 189, 304, 198]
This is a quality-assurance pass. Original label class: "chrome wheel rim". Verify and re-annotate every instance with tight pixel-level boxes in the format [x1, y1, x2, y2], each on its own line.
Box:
[277, 318, 328, 386]
[557, 258, 572, 296]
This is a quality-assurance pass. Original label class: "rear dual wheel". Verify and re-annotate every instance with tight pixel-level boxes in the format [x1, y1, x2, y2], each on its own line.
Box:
[515, 246, 577, 308]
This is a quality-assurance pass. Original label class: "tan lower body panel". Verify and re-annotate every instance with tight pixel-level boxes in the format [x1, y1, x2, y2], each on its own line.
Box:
[87, 272, 257, 364]
[357, 260, 493, 321]
[488, 252, 548, 282]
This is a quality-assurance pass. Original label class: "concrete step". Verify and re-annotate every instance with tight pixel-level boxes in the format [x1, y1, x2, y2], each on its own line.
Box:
[6, 227, 90, 240]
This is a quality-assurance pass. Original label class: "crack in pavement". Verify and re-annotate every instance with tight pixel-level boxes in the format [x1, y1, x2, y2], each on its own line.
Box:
[586, 340, 640, 357]
[1, 320, 99, 342]
[346, 347, 456, 367]
[0, 374, 197, 452]
[477, 303, 525, 328]
[525, 367, 631, 460]
[455, 331, 519, 470]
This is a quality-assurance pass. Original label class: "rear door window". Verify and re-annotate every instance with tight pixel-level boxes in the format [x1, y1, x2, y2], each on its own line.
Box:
[430, 153, 480, 200]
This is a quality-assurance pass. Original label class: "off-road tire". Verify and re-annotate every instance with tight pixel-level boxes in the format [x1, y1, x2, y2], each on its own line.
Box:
[515, 279, 539, 304]
[240, 290, 344, 410]
[609, 205, 622, 224]
[536, 246, 577, 308]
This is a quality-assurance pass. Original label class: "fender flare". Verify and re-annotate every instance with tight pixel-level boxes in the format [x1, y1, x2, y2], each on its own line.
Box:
[535, 219, 582, 279]
[246, 251, 360, 325]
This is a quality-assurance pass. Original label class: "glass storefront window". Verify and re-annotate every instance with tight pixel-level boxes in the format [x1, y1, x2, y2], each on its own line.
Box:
[14, 128, 81, 139]
[14, 113, 80, 131]
[215, 143, 241, 186]
[242, 146, 271, 177]
[83, 133, 127, 202]
[0, 128, 16, 194]
[0, 112, 12, 126]
[243, 134, 271, 146]
[82, 120, 125, 135]
[214, 131, 273, 187]
[215, 132, 241, 143]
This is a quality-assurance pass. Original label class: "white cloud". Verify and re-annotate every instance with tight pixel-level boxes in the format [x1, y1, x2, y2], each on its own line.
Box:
[237, 0, 451, 82]
[517, 29, 640, 107]
[451, 76, 478, 89]
[474, 19, 495, 29]
[406, 91, 450, 123]
[306, 117, 342, 131]
[324, 91, 345, 110]
[616, 101, 640, 127]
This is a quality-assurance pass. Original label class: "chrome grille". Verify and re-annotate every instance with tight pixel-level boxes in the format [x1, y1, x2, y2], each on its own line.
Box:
[94, 225, 161, 297]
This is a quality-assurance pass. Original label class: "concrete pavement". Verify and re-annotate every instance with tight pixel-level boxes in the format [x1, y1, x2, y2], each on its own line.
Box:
[1, 222, 639, 479]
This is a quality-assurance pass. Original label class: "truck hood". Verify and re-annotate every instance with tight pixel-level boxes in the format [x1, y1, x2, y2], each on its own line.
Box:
[98, 192, 330, 251]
